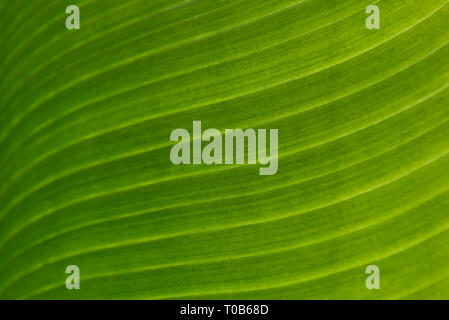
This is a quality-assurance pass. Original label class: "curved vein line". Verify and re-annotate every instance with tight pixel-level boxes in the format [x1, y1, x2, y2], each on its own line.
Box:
[1, 0, 143, 98]
[0, 50, 447, 243]
[0, 0, 27, 33]
[394, 272, 449, 299]
[1, 0, 402, 168]
[2, 122, 449, 293]
[22, 201, 449, 299]
[0, 0, 434, 194]
[0, 0, 187, 122]
[1, 0, 446, 298]
[0, 0, 365, 178]
[162, 224, 449, 300]
[1, 0, 184, 111]
[3, 155, 449, 295]
[0, 0, 310, 146]
[2, 0, 361, 107]
[1, 0, 227, 105]
[0, 8, 445, 222]
[1, 0, 96, 73]
[1, 86, 448, 277]
[1, 81, 448, 268]
[0, 0, 53, 66]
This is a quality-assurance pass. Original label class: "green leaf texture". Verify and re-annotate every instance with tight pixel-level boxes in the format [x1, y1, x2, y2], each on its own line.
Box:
[0, 0, 449, 299]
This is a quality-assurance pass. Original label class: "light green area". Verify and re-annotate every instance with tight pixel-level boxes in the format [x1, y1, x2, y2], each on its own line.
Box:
[0, 0, 448, 299]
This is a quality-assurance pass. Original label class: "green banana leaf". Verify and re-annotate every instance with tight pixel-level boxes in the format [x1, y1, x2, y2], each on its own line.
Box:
[0, 0, 448, 299]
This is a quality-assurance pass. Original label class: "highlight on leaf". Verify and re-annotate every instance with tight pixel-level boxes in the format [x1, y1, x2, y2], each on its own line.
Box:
[0, 0, 448, 299]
